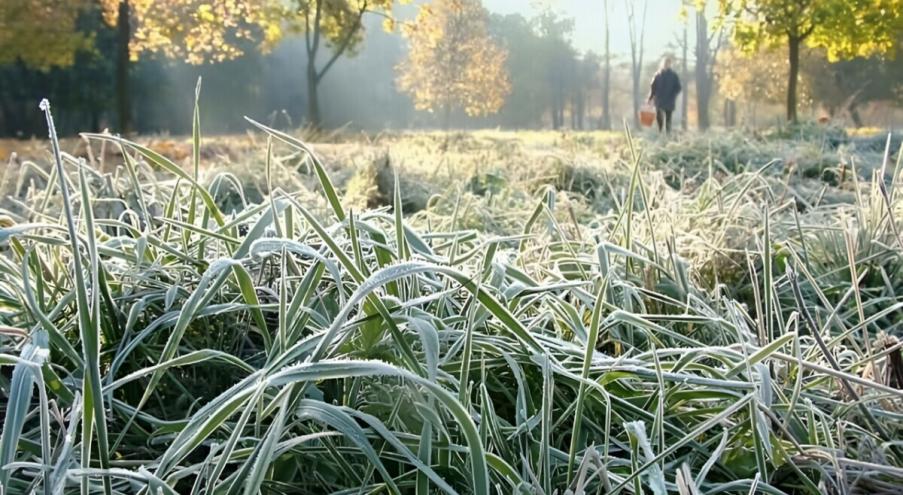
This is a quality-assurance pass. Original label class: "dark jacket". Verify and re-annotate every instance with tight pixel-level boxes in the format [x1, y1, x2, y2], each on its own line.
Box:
[648, 68, 681, 112]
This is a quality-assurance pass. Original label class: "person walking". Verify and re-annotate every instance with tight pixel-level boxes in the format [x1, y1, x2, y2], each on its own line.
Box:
[647, 56, 681, 134]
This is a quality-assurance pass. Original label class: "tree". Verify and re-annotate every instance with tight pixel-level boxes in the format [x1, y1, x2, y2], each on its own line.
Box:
[397, 0, 510, 129]
[488, 13, 547, 127]
[1, 1, 278, 133]
[0, 1, 122, 136]
[107, 0, 402, 130]
[488, 11, 591, 130]
[693, 5, 724, 130]
[718, 0, 903, 123]
[803, 47, 903, 127]
[679, 24, 689, 130]
[99, 0, 277, 132]
[669, 10, 692, 131]
[2, 0, 401, 131]
[279, 0, 400, 128]
[0, 0, 103, 134]
[535, 11, 575, 130]
[571, 53, 599, 130]
[0, 0, 95, 70]
[115, 1, 130, 133]
[718, 46, 812, 125]
[600, 0, 612, 130]
[625, 0, 647, 129]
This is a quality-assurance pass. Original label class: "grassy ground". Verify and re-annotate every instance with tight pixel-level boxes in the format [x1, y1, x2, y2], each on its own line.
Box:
[1, 113, 902, 494]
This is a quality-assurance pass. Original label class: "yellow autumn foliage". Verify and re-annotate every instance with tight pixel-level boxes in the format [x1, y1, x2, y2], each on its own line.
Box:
[0, 0, 95, 70]
[397, 0, 511, 118]
[99, 0, 284, 65]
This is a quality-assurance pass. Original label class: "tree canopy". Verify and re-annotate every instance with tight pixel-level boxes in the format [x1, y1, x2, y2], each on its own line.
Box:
[0, 0, 95, 70]
[397, 0, 510, 123]
[804, 47, 903, 125]
[98, 0, 282, 65]
[718, 0, 903, 122]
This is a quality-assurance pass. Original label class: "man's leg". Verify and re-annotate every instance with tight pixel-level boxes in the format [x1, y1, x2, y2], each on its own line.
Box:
[665, 110, 673, 134]
[656, 108, 664, 132]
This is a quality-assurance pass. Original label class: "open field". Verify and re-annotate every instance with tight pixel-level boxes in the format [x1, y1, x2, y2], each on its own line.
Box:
[1, 116, 903, 494]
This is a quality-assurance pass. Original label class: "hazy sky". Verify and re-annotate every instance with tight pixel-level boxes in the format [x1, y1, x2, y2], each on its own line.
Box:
[483, 0, 687, 61]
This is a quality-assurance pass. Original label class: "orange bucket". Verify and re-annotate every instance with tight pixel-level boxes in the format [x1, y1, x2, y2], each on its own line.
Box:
[639, 105, 656, 127]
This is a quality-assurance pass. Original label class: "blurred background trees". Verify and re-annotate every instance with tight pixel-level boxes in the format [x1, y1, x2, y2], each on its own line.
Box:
[99, 0, 281, 132]
[397, 0, 510, 128]
[280, 0, 402, 128]
[0, 0, 901, 136]
[717, 0, 903, 123]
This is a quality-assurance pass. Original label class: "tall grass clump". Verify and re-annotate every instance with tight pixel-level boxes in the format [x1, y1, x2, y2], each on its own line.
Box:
[1, 97, 902, 495]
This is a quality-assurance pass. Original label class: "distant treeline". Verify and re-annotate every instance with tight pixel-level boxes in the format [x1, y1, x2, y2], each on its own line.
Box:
[0, 16, 416, 137]
[0, 4, 900, 137]
[0, 10, 617, 137]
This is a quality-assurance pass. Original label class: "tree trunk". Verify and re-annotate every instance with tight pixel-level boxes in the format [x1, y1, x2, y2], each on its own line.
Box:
[570, 95, 577, 129]
[626, 0, 646, 130]
[600, 0, 611, 130]
[696, 84, 710, 130]
[558, 101, 564, 130]
[91, 110, 100, 132]
[723, 99, 736, 127]
[0, 73, 8, 135]
[443, 103, 451, 132]
[550, 100, 556, 129]
[116, 0, 131, 134]
[694, 11, 710, 130]
[681, 24, 688, 131]
[306, 59, 321, 128]
[559, 76, 565, 129]
[787, 36, 800, 123]
[631, 72, 640, 129]
[577, 91, 585, 130]
[441, 103, 452, 149]
[847, 100, 863, 127]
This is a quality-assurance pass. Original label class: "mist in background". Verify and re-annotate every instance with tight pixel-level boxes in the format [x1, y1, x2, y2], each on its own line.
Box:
[0, 0, 899, 137]
[0, 15, 416, 136]
[0, 0, 696, 136]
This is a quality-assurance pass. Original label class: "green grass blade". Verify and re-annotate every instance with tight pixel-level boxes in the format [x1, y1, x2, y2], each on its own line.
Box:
[244, 117, 346, 221]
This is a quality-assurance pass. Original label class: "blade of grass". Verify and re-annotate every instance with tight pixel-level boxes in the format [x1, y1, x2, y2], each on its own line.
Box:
[40, 99, 112, 495]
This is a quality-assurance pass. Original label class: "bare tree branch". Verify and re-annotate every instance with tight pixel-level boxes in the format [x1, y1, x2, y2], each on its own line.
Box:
[316, 2, 369, 83]
[311, 0, 324, 58]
